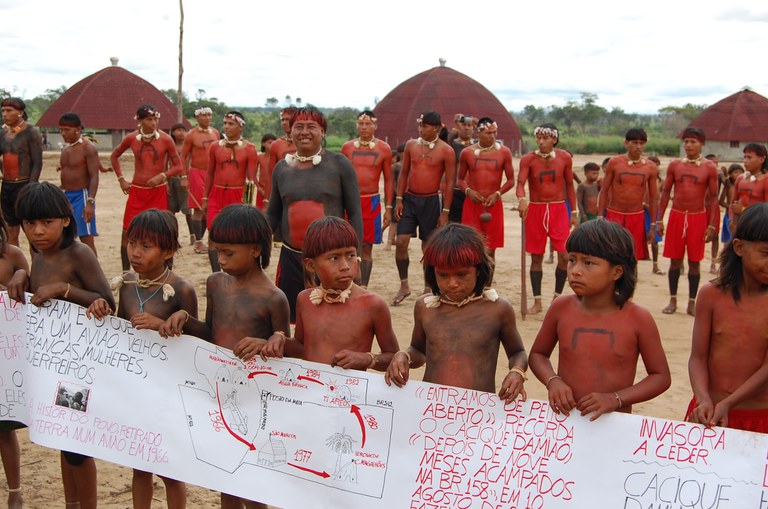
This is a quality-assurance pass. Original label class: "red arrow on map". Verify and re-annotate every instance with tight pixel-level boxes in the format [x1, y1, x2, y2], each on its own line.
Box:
[215, 382, 256, 450]
[296, 375, 324, 385]
[351, 405, 366, 447]
[288, 463, 331, 478]
[248, 371, 277, 379]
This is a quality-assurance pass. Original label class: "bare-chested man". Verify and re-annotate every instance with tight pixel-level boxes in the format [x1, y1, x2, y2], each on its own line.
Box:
[657, 128, 719, 316]
[110, 104, 182, 271]
[256, 133, 277, 211]
[392, 111, 455, 305]
[203, 111, 258, 272]
[730, 143, 768, 231]
[457, 117, 514, 262]
[517, 123, 577, 314]
[266, 106, 363, 323]
[449, 114, 475, 223]
[181, 106, 221, 254]
[341, 110, 393, 287]
[598, 127, 659, 263]
[719, 163, 744, 244]
[266, 107, 297, 199]
[58, 113, 100, 254]
[0, 97, 43, 246]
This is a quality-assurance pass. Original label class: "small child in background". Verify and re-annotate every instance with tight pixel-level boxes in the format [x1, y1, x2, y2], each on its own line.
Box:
[529, 220, 670, 420]
[0, 212, 28, 509]
[161, 203, 288, 509]
[646, 155, 665, 275]
[87, 209, 196, 509]
[260, 216, 399, 370]
[688, 202, 768, 431]
[385, 223, 527, 404]
[576, 162, 600, 223]
[719, 163, 744, 244]
[8, 181, 115, 509]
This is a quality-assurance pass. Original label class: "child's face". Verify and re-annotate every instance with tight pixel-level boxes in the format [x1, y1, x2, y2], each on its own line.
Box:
[127, 238, 173, 277]
[734, 240, 768, 287]
[305, 246, 358, 290]
[22, 218, 69, 252]
[215, 243, 260, 276]
[567, 252, 622, 297]
[585, 169, 599, 183]
[434, 265, 477, 301]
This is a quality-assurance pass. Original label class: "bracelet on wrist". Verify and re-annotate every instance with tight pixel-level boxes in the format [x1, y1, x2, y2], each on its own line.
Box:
[441, 208, 450, 213]
[614, 391, 623, 409]
[398, 350, 412, 365]
[545, 374, 561, 388]
[87, 198, 95, 205]
[368, 352, 376, 369]
[509, 367, 528, 381]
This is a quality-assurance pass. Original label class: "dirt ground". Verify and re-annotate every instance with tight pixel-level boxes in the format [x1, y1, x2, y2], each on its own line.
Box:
[10, 151, 708, 508]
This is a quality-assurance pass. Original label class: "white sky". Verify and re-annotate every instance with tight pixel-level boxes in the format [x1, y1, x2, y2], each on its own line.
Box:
[3, 0, 767, 114]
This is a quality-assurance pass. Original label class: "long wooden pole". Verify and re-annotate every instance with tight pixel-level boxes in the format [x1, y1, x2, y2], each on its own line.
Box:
[177, 0, 184, 122]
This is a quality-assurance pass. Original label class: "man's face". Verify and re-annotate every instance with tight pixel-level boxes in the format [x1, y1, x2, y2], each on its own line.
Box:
[536, 134, 556, 154]
[458, 121, 474, 141]
[625, 139, 646, 160]
[59, 125, 81, 144]
[418, 123, 440, 141]
[222, 117, 242, 138]
[280, 113, 292, 135]
[477, 127, 497, 147]
[139, 117, 158, 133]
[683, 138, 703, 159]
[1, 106, 22, 125]
[172, 127, 187, 142]
[291, 119, 324, 153]
[196, 112, 212, 128]
[356, 117, 376, 140]
[744, 151, 765, 174]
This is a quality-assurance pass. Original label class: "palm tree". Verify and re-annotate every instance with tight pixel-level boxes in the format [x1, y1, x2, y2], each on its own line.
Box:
[325, 428, 355, 476]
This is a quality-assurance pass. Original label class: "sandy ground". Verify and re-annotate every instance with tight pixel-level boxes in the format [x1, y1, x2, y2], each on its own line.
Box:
[9, 152, 706, 508]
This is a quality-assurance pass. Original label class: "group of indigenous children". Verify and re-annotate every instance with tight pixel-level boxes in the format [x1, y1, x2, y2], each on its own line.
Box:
[1, 179, 768, 509]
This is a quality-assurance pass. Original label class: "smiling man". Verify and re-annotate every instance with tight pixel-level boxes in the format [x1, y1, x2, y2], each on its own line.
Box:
[266, 106, 363, 322]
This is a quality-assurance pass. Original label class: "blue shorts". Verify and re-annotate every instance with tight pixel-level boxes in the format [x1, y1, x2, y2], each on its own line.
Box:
[65, 189, 97, 237]
[644, 208, 662, 243]
[721, 214, 732, 243]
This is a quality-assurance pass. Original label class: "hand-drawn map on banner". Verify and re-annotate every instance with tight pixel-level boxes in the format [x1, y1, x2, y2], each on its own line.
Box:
[3, 292, 768, 508]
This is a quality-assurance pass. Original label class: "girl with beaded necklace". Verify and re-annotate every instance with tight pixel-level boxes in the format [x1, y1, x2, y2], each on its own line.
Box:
[87, 208, 197, 509]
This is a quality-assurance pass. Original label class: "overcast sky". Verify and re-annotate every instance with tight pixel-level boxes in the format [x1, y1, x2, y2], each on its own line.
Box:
[3, 0, 767, 114]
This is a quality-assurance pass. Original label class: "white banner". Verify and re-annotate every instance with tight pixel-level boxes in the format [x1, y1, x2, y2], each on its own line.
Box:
[3, 293, 768, 508]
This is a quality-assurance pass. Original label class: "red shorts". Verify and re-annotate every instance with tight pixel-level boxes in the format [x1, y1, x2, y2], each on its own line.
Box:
[188, 167, 207, 209]
[123, 184, 168, 230]
[360, 194, 382, 244]
[685, 397, 768, 433]
[663, 209, 707, 262]
[206, 185, 244, 226]
[462, 197, 504, 249]
[606, 208, 649, 260]
[525, 201, 569, 254]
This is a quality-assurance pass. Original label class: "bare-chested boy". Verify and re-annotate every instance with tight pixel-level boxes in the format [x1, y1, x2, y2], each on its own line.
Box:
[598, 127, 659, 262]
[718, 163, 744, 244]
[704, 154, 723, 273]
[730, 143, 768, 231]
[449, 114, 475, 223]
[385, 223, 527, 404]
[657, 128, 719, 316]
[110, 104, 182, 271]
[204, 111, 258, 272]
[260, 216, 398, 371]
[266, 106, 363, 323]
[457, 117, 514, 261]
[0, 97, 43, 246]
[516, 123, 577, 314]
[58, 113, 100, 255]
[181, 106, 221, 254]
[392, 111, 455, 305]
[256, 133, 277, 210]
[576, 162, 600, 223]
[162, 204, 289, 509]
[341, 110, 394, 288]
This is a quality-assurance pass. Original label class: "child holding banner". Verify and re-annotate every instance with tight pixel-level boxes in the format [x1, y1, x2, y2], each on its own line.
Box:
[87, 209, 196, 509]
[384, 223, 528, 404]
[688, 202, 768, 431]
[7, 181, 114, 509]
[0, 212, 28, 509]
[529, 220, 671, 421]
[257, 216, 399, 371]
[160, 203, 288, 509]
